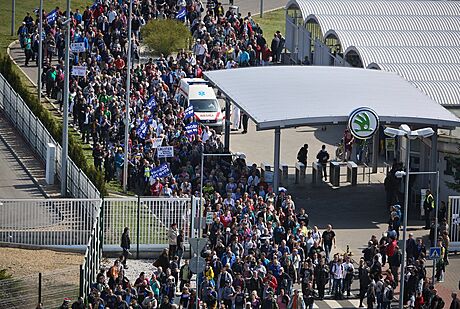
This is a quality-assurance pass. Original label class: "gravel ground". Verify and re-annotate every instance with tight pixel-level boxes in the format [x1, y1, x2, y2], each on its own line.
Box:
[0, 247, 83, 277]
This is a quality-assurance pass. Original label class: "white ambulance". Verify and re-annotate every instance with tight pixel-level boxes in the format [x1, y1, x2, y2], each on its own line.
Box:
[176, 78, 224, 133]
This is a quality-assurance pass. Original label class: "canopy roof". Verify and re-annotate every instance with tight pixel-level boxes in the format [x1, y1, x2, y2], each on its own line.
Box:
[203, 66, 460, 130]
[285, 0, 460, 106]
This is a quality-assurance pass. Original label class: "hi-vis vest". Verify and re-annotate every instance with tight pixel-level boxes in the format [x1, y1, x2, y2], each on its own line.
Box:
[144, 167, 150, 179]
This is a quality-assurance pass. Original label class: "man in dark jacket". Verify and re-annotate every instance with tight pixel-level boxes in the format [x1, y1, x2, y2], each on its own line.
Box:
[121, 227, 131, 269]
[317, 145, 330, 180]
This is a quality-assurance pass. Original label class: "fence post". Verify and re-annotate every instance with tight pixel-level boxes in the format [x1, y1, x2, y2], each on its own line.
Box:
[137, 195, 140, 259]
[79, 264, 84, 297]
[38, 272, 42, 305]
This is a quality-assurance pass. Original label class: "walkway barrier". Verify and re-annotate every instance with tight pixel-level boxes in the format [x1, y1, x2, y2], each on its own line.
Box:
[0, 199, 101, 247]
[346, 161, 358, 186]
[329, 161, 340, 187]
[281, 163, 289, 182]
[295, 162, 306, 183]
[102, 197, 192, 252]
[448, 196, 460, 252]
[312, 162, 322, 184]
[0, 73, 100, 199]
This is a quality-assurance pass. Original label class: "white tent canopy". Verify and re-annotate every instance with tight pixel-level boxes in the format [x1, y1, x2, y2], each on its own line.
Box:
[204, 66, 460, 131]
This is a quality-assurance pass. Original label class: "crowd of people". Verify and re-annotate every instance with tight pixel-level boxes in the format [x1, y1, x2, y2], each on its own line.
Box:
[17, 0, 287, 196]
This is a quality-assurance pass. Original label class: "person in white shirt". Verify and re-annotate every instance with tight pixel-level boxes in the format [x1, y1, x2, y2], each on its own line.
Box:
[331, 257, 344, 299]
[247, 171, 260, 187]
[202, 126, 212, 143]
[342, 257, 355, 297]
[231, 104, 240, 131]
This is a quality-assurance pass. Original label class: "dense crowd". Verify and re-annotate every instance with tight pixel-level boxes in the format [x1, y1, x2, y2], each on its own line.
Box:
[17, 0, 286, 196]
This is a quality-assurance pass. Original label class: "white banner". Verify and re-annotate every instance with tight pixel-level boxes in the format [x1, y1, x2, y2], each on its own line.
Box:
[71, 66, 87, 77]
[71, 42, 86, 53]
[152, 137, 163, 148]
[157, 146, 174, 158]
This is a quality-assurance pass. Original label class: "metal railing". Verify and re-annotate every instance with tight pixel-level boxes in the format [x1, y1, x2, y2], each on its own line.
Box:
[102, 197, 192, 250]
[80, 200, 103, 300]
[0, 199, 101, 246]
[0, 73, 99, 199]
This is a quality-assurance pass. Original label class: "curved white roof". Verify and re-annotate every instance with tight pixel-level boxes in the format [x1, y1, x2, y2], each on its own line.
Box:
[204, 66, 460, 130]
[286, 0, 460, 105]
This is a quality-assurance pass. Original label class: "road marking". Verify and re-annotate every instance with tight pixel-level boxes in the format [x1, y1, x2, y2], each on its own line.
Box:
[324, 299, 343, 308]
[348, 299, 361, 308]
[312, 303, 319, 309]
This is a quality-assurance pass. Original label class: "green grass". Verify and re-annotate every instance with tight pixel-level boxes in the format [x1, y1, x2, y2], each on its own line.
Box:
[254, 9, 285, 39]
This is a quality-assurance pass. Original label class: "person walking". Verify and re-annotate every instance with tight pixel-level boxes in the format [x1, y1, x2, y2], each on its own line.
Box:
[297, 144, 308, 166]
[424, 189, 435, 229]
[242, 111, 249, 134]
[168, 223, 178, 259]
[450, 292, 460, 309]
[316, 145, 330, 181]
[120, 227, 131, 269]
[321, 224, 336, 262]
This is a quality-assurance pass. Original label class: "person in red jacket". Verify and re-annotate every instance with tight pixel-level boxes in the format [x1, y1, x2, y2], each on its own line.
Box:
[263, 272, 278, 291]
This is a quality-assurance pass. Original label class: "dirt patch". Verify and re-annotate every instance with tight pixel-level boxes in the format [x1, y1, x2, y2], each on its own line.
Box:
[0, 247, 83, 277]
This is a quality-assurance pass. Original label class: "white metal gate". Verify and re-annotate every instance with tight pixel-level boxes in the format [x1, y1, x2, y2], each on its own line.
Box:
[103, 197, 192, 247]
[448, 196, 460, 252]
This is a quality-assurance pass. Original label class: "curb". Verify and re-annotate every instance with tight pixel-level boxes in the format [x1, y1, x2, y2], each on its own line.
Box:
[0, 113, 49, 198]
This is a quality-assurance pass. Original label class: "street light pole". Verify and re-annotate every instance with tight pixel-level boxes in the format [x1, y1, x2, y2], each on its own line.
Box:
[399, 137, 410, 309]
[122, 0, 133, 193]
[11, 0, 15, 36]
[61, 0, 71, 196]
[38, 0, 43, 103]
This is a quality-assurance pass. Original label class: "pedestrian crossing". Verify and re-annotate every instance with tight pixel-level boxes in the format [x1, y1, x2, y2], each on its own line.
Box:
[312, 298, 362, 309]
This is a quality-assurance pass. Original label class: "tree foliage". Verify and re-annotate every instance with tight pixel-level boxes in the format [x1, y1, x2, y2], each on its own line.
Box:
[141, 19, 191, 56]
[445, 155, 460, 192]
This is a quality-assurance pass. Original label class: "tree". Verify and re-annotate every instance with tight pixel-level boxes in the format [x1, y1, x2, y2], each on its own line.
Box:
[141, 19, 191, 56]
[446, 155, 460, 192]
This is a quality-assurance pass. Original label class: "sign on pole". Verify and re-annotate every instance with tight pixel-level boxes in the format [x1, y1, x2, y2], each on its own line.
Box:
[189, 256, 206, 274]
[190, 237, 207, 255]
[429, 247, 441, 259]
[71, 66, 86, 77]
[157, 146, 174, 158]
[348, 107, 379, 140]
[71, 42, 86, 53]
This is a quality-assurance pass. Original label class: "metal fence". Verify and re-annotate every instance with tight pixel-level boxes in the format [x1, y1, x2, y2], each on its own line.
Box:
[80, 200, 103, 300]
[0, 266, 80, 309]
[0, 199, 101, 246]
[0, 73, 99, 199]
[448, 196, 460, 252]
[103, 197, 194, 249]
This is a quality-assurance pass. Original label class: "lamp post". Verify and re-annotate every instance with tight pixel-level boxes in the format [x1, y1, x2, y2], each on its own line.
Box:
[384, 124, 435, 309]
[122, 0, 133, 193]
[198, 152, 245, 236]
[61, 0, 71, 196]
[38, 0, 43, 103]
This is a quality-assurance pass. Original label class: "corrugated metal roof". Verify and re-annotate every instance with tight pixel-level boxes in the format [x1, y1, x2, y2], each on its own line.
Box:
[285, 0, 460, 105]
[325, 30, 460, 48]
[372, 63, 460, 82]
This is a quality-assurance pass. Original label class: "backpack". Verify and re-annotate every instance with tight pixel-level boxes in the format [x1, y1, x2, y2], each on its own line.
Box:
[386, 288, 394, 301]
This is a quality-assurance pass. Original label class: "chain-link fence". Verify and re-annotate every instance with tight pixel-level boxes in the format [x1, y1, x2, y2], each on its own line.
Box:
[0, 266, 79, 309]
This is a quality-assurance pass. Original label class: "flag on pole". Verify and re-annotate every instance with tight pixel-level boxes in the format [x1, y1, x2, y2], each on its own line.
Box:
[185, 122, 198, 136]
[136, 118, 151, 139]
[146, 96, 156, 110]
[90, 0, 100, 10]
[175, 7, 187, 20]
[184, 105, 194, 119]
[46, 9, 58, 25]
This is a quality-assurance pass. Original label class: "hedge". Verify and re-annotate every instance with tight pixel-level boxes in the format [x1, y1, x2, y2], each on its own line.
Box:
[0, 54, 107, 196]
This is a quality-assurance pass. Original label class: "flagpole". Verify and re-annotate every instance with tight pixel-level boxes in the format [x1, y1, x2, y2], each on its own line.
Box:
[123, 0, 133, 193]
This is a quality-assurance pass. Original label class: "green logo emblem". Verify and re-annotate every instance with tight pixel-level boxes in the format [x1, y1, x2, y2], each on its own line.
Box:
[348, 107, 379, 139]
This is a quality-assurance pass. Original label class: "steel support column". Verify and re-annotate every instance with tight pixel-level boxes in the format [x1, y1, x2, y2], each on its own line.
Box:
[372, 130, 379, 173]
[273, 128, 281, 193]
[224, 98, 231, 151]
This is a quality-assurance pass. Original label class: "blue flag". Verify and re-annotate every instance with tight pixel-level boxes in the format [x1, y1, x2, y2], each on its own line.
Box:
[146, 96, 156, 110]
[46, 9, 58, 24]
[185, 122, 198, 136]
[90, 0, 99, 10]
[150, 163, 171, 179]
[136, 118, 151, 139]
[175, 7, 187, 20]
[184, 105, 194, 119]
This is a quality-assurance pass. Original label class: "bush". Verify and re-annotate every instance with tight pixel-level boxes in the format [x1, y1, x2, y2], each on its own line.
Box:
[0, 54, 107, 196]
[141, 19, 191, 56]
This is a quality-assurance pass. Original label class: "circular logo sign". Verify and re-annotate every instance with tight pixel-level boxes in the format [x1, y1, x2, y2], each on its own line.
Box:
[348, 107, 379, 139]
